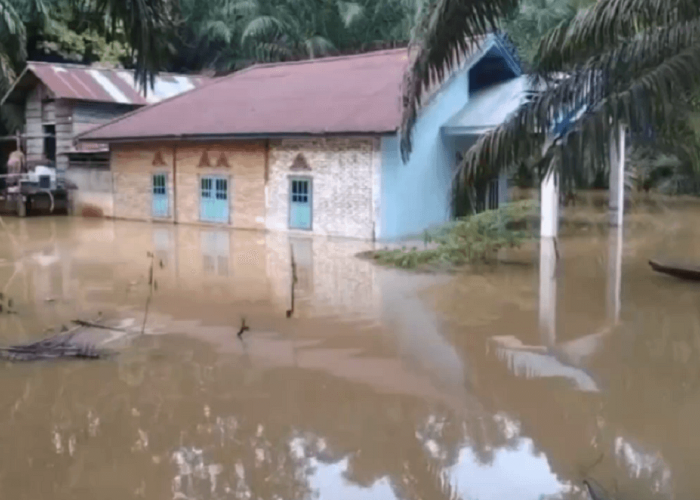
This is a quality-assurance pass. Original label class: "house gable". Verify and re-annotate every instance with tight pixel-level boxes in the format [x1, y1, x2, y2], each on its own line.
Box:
[379, 33, 523, 240]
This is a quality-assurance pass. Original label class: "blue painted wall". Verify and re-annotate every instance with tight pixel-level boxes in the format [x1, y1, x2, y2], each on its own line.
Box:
[380, 69, 471, 240]
[379, 40, 519, 241]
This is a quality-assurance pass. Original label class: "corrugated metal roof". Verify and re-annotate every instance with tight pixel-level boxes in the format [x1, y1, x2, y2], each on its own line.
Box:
[2, 62, 209, 106]
[78, 49, 411, 141]
[78, 37, 521, 142]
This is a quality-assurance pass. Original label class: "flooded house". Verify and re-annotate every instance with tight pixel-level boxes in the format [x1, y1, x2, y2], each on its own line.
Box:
[77, 34, 526, 240]
[0, 62, 208, 216]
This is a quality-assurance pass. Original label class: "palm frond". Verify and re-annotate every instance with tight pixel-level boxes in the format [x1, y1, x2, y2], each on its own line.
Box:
[241, 15, 287, 43]
[96, 0, 175, 93]
[253, 41, 293, 61]
[304, 36, 336, 58]
[535, 0, 700, 73]
[0, 0, 24, 34]
[204, 19, 234, 44]
[0, 0, 26, 61]
[459, 40, 700, 193]
[337, 1, 365, 29]
[0, 38, 18, 88]
[399, 0, 520, 161]
[223, 0, 259, 19]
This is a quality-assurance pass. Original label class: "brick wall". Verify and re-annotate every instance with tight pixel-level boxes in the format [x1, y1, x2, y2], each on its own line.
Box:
[111, 138, 381, 240]
[267, 137, 381, 240]
[112, 143, 175, 221]
[111, 141, 266, 229]
[174, 142, 266, 229]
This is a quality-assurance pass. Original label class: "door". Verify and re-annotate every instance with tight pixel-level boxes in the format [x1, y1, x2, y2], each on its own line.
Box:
[152, 173, 168, 217]
[289, 178, 312, 230]
[200, 176, 229, 223]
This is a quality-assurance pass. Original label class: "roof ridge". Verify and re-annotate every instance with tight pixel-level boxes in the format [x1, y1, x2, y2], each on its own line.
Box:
[241, 48, 408, 72]
[77, 50, 408, 142]
[27, 60, 208, 79]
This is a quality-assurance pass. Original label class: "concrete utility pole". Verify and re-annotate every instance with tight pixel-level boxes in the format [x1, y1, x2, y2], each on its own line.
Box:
[539, 136, 558, 346]
[607, 124, 626, 323]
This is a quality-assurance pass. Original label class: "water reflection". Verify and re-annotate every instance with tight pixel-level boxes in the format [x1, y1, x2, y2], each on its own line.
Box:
[0, 215, 697, 499]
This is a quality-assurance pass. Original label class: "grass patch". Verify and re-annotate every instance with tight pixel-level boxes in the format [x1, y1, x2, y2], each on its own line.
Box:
[366, 200, 539, 270]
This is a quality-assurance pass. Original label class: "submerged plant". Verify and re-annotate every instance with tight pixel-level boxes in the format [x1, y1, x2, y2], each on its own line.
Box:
[370, 200, 538, 270]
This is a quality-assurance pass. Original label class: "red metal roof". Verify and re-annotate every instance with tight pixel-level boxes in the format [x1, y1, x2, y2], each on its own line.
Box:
[2, 62, 209, 106]
[78, 49, 412, 141]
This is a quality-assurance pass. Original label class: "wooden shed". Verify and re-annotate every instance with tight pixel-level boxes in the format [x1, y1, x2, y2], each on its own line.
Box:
[0, 62, 208, 216]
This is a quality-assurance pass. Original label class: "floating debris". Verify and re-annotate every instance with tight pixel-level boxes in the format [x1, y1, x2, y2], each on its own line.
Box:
[237, 318, 250, 339]
[0, 325, 112, 362]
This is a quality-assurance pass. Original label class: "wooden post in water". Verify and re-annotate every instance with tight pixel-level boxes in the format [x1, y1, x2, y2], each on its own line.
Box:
[539, 138, 558, 347]
[16, 195, 26, 217]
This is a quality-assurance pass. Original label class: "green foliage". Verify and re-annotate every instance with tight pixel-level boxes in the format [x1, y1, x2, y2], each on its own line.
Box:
[500, 0, 594, 68]
[39, 1, 130, 65]
[402, 0, 700, 201]
[169, 0, 425, 73]
[370, 200, 538, 269]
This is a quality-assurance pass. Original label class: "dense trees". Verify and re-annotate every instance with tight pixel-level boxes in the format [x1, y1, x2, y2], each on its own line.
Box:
[2, 0, 699, 195]
[0, 0, 428, 132]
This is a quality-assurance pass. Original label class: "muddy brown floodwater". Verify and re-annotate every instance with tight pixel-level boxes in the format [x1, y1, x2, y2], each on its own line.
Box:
[0, 213, 699, 499]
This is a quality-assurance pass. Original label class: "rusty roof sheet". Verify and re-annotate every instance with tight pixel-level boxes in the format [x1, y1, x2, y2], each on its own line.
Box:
[78, 49, 412, 141]
[1, 62, 209, 106]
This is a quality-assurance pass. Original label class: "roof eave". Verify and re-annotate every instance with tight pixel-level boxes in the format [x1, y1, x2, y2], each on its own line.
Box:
[0, 67, 32, 107]
[78, 130, 399, 144]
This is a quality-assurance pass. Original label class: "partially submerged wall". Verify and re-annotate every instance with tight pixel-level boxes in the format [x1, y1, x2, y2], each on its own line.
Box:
[266, 137, 381, 240]
[110, 141, 266, 229]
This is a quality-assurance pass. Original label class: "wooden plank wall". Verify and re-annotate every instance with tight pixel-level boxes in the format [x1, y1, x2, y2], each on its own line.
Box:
[55, 100, 73, 172]
[70, 102, 136, 160]
[25, 85, 43, 162]
[41, 101, 55, 123]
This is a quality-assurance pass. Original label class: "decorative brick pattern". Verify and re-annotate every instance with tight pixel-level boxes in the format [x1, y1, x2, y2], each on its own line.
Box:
[112, 138, 380, 239]
[112, 144, 175, 221]
[267, 138, 381, 240]
[111, 142, 266, 229]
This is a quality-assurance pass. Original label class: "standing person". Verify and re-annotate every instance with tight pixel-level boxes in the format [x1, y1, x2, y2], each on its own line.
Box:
[6, 149, 25, 190]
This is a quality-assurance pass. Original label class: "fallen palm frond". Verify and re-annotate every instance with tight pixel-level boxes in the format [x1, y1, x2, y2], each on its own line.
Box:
[0, 326, 111, 362]
[71, 319, 130, 332]
[367, 200, 538, 270]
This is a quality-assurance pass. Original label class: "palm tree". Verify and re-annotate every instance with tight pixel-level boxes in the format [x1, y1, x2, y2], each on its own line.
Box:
[239, 0, 428, 63]
[0, 0, 34, 87]
[239, 0, 343, 62]
[501, 0, 595, 68]
[94, 0, 176, 91]
[400, 0, 700, 200]
[0, 0, 175, 93]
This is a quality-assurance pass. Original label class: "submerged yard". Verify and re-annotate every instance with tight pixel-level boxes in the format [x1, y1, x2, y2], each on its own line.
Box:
[0, 212, 697, 499]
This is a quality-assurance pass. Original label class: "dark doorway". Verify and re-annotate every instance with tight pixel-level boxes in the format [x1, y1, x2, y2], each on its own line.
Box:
[452, 152, 500, 217]
[43, 124, 56, 163]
